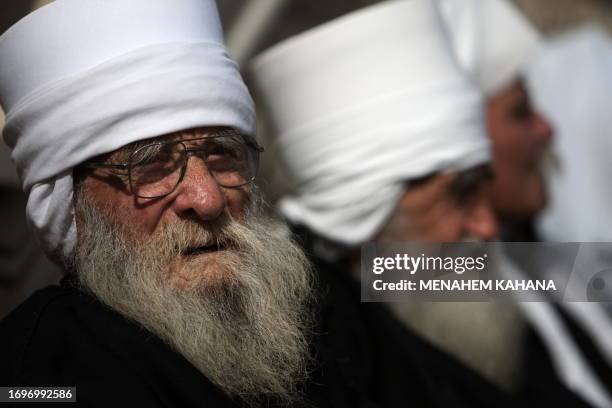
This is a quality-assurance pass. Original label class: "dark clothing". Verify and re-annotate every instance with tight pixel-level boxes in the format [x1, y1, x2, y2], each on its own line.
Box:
[291, 223, 515, 407]
[520, 306, 612, 404]
[500, 219, 539, 242]
[2, 270, 517, 408]
[0, 261, 591, 407]
[307, 257, 517, 408]
[502, 221, 612, 403]
[294, 225, 591, 408]
[0, 282, 241, 408]
[553, 305, 612, 391]
[0, 187, 62, 320]
[521, 326, 597, 406]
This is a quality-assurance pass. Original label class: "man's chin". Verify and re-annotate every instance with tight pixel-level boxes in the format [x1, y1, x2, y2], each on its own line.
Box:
[491, 173, 547, 219]
[514, 175, 548, 218]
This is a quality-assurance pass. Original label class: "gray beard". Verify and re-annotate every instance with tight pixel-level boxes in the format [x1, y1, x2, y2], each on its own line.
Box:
[72, 195, 315, 406]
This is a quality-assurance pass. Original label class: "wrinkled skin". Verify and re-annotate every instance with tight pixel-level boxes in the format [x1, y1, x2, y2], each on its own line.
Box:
[75, 127, 251, 285]
[79, 127, 249, 235]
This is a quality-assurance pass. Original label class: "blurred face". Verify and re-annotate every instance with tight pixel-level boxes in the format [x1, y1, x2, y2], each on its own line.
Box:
[486, 79, 554, 219]
[72, 127, 313, 404]
[376, 166, 499, 243]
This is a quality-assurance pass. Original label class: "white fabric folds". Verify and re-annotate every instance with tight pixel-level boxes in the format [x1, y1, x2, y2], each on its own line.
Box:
[0, 0, 256, 266]
[530, 27, 612, 242]
[251, 0, 490, 246]
[436, 0, 541, 95]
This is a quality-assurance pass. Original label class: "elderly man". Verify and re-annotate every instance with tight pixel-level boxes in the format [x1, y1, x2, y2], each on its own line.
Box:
[0, 1, 314, 406]
[251, 0, 590, 407]
[250, 4, 521, 406]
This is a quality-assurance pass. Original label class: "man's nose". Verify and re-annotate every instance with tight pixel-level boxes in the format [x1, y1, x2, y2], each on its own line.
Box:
[463, 196, 499, 241]
[170, 156, 226, 221]
[532, 111, 554, 147]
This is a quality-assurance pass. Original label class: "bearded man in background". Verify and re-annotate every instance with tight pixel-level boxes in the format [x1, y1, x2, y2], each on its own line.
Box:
[251, 0, 590, 407]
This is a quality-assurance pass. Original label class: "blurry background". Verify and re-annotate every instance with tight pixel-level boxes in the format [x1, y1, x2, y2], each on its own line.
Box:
[1, 0, 612, 318]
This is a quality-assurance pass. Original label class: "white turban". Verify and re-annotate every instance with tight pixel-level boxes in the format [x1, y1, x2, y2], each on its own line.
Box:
[530, 26, 612, 242]
[436, 0, 541, 95]
[251, 0, 490, 247]
[0, 0, 256, 267]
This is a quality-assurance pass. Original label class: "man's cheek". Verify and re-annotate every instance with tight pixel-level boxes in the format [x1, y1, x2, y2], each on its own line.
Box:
[116, 202, 160, 235]
[443, 213, 467, 242]
[225, 189, 250, 221]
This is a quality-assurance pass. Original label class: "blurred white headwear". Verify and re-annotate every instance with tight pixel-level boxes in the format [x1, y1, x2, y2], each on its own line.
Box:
[251, 0, 489, 247]
[436, 0, 541, 95]
[531, 26, 612, 242]
[0, 0, 256, 267]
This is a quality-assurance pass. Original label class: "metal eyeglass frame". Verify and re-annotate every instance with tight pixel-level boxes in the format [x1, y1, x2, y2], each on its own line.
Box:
[81, 131, 264, 199]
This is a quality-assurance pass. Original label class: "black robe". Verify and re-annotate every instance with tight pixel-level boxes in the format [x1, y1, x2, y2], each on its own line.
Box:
[306, 256, 592, 408]
[1, 266, 590, 408]
[0, 281, 243, 408]
[307, 257, 510, 407]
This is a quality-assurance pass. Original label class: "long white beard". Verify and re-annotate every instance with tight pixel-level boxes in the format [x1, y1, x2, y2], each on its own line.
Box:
[384, 239, 526, 392]
[389, 301, 526, 391]
[72, 196, 315, 405]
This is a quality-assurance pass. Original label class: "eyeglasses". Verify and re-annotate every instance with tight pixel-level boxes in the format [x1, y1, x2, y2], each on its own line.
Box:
[82, 129, 264, 199]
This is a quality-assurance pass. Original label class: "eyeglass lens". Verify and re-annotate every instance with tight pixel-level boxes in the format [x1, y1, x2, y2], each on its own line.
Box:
[129, 134, 258, 198]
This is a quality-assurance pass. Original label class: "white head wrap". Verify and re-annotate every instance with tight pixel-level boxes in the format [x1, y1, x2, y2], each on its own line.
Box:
[251, 0, 490, 247]
[436, 0, 541, 96]
[0, 109, 19, 188]
[0, 0, 256, 267]
[530, 26, 612, 242]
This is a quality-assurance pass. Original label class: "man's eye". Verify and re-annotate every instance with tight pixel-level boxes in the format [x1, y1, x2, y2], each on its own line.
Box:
[207, 155, 238, 172]
[510, 100, 532, 121]
[449, 168, 491, 204]
[127, 143, 179, 178]
[208, 146, 231, 156]
[205, 143, 248, 173]
[205, 142, 243, 159]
